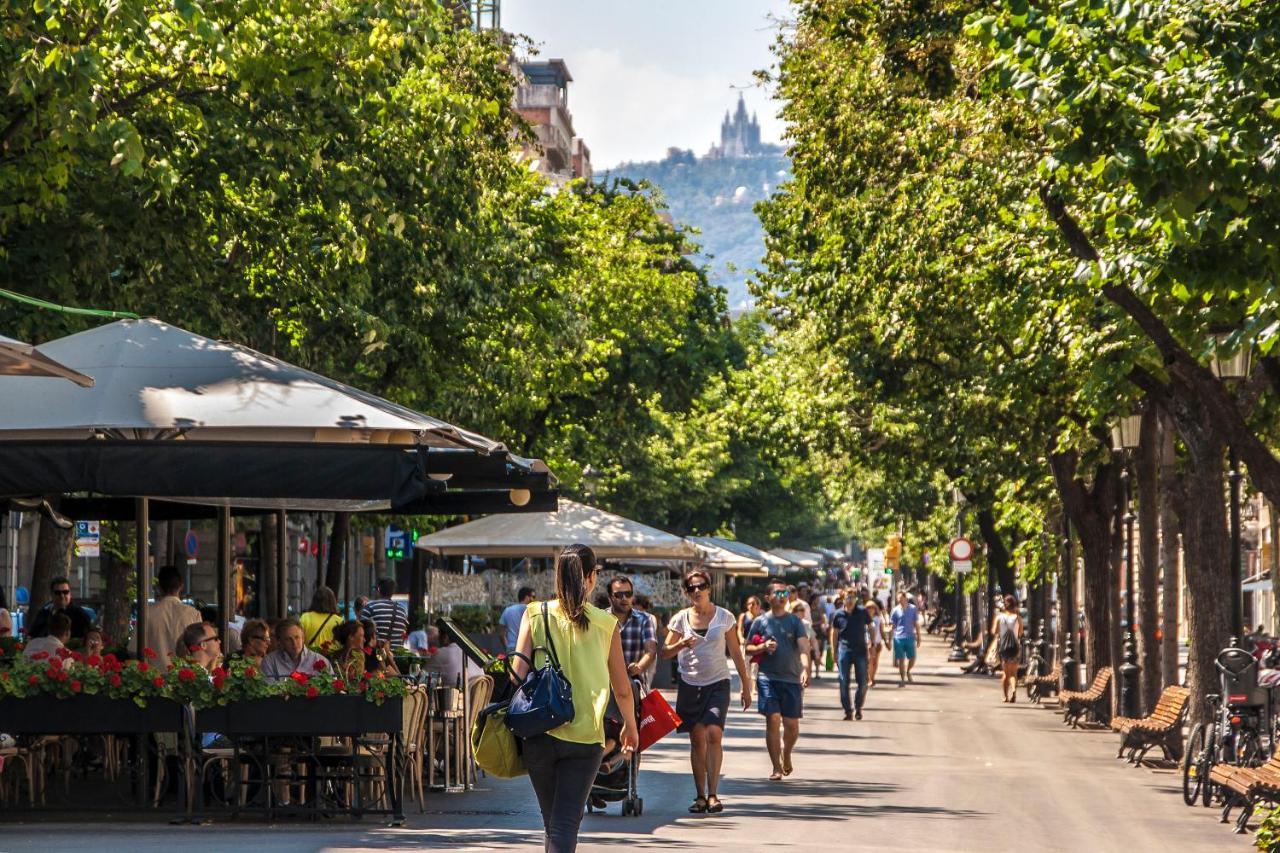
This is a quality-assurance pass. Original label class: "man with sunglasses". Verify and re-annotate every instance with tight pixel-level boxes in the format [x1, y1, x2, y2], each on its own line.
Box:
[745, 579, 810, 782]
[28, 575, 92, 640]
[608, 576, 656, 681]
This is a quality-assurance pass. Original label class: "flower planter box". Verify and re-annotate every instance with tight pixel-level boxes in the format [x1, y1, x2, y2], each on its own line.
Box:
[195, 695, 402, 737]
[0, 694, 184, 735]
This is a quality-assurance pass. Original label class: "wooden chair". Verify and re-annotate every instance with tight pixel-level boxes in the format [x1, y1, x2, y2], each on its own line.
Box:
[1109, 685, 1189, 764]
[1212, 751, 1280, 833]
[1061, 667, 1112, 728]
[463, 675, 493, 786]
[1024, 663, 1062, 704]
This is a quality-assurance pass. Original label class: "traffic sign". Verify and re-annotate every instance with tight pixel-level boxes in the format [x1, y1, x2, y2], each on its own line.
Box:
[184, 529, 199, 559]
[74, 521, 100, 558]
[385, 525, 407, 560]
[952, 559, 973, 574]
[949, 537, 974, 562]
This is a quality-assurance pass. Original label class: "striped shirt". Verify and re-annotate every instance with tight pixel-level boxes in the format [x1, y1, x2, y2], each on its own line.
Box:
[360, 599, 408, 644]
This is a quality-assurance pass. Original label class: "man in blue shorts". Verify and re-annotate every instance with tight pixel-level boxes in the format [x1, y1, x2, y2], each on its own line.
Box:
[745, 579, 810, 781]
[890, 590, 920, 686]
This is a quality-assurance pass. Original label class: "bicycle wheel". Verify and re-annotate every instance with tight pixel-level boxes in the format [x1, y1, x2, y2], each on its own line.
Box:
[1201, 721, 1220, 807]
[1182, 723, 1207, 806]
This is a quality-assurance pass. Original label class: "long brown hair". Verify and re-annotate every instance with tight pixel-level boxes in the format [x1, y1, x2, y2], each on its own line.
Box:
[556, 544, 597, 630]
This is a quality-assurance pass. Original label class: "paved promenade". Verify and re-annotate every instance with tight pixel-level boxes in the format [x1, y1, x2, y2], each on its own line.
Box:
[0, 637, 1241, 851]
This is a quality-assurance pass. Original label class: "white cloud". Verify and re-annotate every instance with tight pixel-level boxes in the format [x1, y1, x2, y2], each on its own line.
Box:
[566, 48, 784, 169]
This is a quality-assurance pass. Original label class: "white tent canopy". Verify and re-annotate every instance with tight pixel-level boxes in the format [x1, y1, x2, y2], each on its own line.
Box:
[0, 334, 94, 387]
[688, 536, 792, 575]
[0, 318, 520, 456]
[771, 547, 825, 569]
[691, 539, 767, 576]
[415, 499, 700, 560]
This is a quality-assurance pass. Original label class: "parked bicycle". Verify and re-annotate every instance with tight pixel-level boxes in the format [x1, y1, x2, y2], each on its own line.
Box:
[1182, 645, 1276, 807]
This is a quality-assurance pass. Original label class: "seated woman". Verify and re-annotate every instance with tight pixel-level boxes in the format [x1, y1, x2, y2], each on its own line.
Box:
[231, 619, 271, 668]
[331, 620, 366, 683]
[359, 617, 400, 676]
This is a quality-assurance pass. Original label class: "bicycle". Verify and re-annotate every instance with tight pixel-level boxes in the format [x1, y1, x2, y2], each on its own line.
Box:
[1182, 646, 1274, 807]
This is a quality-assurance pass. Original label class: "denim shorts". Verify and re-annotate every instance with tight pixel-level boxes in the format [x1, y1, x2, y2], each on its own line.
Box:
[756, 675, 803, 719]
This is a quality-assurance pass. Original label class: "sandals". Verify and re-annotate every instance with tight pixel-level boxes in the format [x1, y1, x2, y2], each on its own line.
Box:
[768, 770, 783, 782]
[688, 796, 708, 813]
[706, 796, 724, 813]
[782, 758, 793, 777]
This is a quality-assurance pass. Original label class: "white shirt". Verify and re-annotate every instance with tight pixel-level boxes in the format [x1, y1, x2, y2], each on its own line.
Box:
[422, 644, 483, 686]
[23, 635, 65, 660]
[668, 606, 735, 687]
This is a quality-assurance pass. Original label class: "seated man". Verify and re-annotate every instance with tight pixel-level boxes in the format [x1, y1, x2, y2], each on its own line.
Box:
[179, 621, 223, 671]
[419, 626, 482, 686]
[260, 618, 330, 681]
[24, 611, 71, 659]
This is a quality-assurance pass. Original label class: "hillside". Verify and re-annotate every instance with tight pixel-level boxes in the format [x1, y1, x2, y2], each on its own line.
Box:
[600, 147, 790, 311]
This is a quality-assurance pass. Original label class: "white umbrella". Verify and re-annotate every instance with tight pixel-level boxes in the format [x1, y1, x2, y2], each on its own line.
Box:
[0, 334, 94, 387]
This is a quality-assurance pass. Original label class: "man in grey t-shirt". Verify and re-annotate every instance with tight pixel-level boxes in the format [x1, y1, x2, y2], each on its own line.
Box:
[746, 579, 811, 782]
[498, 587, 534, 652]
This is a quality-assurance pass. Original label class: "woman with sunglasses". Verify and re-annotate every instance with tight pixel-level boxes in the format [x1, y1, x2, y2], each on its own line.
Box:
[662, 569, 752, 814]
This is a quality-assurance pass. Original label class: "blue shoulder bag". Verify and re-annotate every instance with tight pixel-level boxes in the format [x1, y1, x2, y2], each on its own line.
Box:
[505, 602, 576, 738]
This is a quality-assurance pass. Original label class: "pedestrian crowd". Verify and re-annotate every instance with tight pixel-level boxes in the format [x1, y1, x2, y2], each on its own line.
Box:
[497, 546, 928, 853]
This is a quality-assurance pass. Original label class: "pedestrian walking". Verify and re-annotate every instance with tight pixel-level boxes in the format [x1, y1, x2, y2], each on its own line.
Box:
[745, 579, 810, 782]
[664, 569, 752, 814]
[511, 545, 638, 853]
[890, 590, 920, 686]
[808, 590, 828, 680]
[499, 586, 535, 652]
[738, 595, 763, 643]
[607, 575, 657, 682]
[829, 589, 871, 720]
[994, 594, 1023, 703]
[866, 596, 885, 686]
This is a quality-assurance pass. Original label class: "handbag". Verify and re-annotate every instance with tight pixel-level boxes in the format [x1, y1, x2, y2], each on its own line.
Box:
[636, 686, 681, 752]
[472, 700, 526, 778]
[505, 602, 576, 738]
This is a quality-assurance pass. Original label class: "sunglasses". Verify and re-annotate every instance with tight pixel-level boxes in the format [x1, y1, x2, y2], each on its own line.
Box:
[53, 589, 72, 596]
[610, 590, 634, 599]
[770, 590, 789, 598]
[200, 635, 220, 645]
[685, 582, 710, 593]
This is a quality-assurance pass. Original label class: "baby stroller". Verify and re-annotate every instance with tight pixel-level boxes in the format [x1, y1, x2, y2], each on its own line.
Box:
[585, 678, 644, 816]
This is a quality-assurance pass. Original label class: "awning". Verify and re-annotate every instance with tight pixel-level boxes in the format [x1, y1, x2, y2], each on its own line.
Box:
[688, 536, 791, 575]
[691, 539, 768, 576]
[771, 547, 825, 569]
[415, 499, 700, 560]
[0, 334, 94, 387]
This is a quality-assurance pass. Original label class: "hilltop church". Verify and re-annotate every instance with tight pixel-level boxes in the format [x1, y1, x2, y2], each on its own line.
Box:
[709, 94, 765, 159]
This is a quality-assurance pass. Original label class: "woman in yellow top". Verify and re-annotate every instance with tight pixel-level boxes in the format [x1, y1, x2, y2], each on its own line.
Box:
[512, 544, 638, 853]
[299, 585, 340, 654]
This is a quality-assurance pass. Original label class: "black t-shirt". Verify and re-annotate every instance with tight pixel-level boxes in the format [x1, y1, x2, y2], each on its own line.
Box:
[830, 606, 871, 656]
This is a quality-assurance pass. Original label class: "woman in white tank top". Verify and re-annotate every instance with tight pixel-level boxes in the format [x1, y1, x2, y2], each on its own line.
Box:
[993, 595, 1023, 703]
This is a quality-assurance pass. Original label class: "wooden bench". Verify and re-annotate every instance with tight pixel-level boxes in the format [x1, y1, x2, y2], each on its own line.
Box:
[1061, 666, 1112, 728]
[1024, 663, 1061, 704]
[1211, 752, 1280, 834]
[1109, 685, 1189, 764]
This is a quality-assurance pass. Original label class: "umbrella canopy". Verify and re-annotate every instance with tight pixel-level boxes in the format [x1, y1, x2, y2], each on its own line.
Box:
[688, 536, 792, 575]
[0, 334, 94, 387]
[0, 319, 553, 509]
[0, 319, 520, 453]
[415, 499, 700, 560]
[771, 547, 826, 569]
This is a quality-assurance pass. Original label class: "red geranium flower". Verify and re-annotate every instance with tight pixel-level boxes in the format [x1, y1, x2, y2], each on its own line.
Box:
[427, 646, 439, 655]
[27, 674, 39, 685]
[109, 674, 122, 688]
[375, 691, 385, 701]
[178, 668, 196, 682]
[32, 651, 49, 661]
[103, 653, 118, 666]
[70, 680, 82, 693]
[138, 661, 150, 673]
[57, 647, 72, 659]
[305, 686, 319, 699]
[332, 679, 346, 691]
[244, 666, 257, 678]
[496, 652, 506, 660]
[290, 671, 307, 683]
[313, 659, 327, 671]
[362, 671, 373, 680]
[152, 676, 165, 688]
[212, 674, 226, 689]
[69, 651, 84, 663]
[212, 667, 227, 679]
[86, 654, 101, 667]
[143, 647, 157, 659]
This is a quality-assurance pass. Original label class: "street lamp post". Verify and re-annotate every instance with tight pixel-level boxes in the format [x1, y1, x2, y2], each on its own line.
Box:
[1061, 516, 1078, 691]
[948, 489, 969, 662]
[1113, 412, 1143, 719]
[1210, 330, 1252, 642]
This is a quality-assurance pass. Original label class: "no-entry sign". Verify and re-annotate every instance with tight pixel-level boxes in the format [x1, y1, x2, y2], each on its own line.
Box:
[949, 537, 973, 573]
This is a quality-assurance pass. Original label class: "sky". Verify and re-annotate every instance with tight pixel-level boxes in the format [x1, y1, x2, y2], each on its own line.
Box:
[502, 0, 792, 169]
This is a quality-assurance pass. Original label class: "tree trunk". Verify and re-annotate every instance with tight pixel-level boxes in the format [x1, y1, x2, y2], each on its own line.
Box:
[1137, 407, 1163, 711]
[325, 512, 348, 593]
[1271, 501, 1280, 636]
[1177, 443, 1231, 726]
[100, 542, 132, 648]
[976, 508, 1016, 593]
[1160, 417, 1183, 690]
[31, 514, 73, 613]
[1109, 484, 1125, 717]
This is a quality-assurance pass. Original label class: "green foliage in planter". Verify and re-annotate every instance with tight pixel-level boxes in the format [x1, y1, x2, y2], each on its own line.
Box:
[1257, 806, 1280, 852]
[446, 605, 493, 637]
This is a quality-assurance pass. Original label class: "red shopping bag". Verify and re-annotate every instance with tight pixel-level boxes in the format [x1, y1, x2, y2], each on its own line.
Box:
[636, 688, 681, 753]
